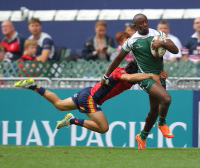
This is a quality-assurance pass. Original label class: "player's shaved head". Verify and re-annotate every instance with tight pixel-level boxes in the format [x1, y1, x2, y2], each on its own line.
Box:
[133, 13, 149, 35]
[133, 14, 147, 24]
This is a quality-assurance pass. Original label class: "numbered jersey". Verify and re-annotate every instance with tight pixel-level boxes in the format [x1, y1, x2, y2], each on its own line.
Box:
[122, 28, 169, 74]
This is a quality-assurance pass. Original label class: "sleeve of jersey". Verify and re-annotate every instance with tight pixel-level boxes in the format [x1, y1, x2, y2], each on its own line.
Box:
[157, 31, 170, 40]
[113, 68, 126, 80]
[42, 38, 53, 50]
[121, 38, 132, 53]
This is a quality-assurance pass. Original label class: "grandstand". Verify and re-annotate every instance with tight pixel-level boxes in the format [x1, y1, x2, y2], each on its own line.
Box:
[0, 2, 200, 89]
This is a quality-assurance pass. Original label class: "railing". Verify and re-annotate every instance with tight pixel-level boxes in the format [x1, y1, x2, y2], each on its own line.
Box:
[175, 77, 200, 90]
[0, 77, 52, 88]
[51, 78, 101, 88]
[0, 77, 200, 90]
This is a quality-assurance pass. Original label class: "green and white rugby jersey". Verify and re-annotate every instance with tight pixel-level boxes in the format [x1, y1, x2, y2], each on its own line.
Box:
[122, 28, 169, 74]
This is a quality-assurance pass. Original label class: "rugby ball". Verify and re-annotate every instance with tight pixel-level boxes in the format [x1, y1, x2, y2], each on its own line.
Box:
[150, 35, 166, 58]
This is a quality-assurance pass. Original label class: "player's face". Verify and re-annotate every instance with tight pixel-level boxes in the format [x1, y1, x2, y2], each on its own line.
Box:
[157, 24, 169, 36]
[135, 15, 149, 35]
[194, 18, 200, 32]
[95, 25, 106, 38]
[125, 26, 136, 36]
[26, 44, 37, 56]
[29, 22, 41, 36]
[1, 21, 14, 36]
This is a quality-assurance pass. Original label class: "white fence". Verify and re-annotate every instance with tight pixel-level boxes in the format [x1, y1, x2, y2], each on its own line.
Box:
[0, 77, 200, 90]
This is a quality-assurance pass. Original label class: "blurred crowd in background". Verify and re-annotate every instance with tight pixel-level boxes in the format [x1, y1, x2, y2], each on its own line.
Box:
[0, 15, 200, 78]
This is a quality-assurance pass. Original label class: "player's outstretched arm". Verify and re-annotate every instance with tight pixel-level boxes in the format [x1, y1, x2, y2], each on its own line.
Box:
[152, 39, 178, 54]
[101, 50, 127, 88]
[120, 73, 160, 84]
[106, 50, 127, 76]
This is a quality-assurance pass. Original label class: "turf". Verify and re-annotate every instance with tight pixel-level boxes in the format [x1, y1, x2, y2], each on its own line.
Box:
[0, 145, 200, 168]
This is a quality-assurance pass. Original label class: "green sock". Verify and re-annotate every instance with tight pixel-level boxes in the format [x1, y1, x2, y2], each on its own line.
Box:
[158, 116, 166, 126]
[140, 130, 149, 141]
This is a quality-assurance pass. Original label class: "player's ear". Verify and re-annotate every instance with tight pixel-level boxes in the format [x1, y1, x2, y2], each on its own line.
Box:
[133, 24, 137, 31]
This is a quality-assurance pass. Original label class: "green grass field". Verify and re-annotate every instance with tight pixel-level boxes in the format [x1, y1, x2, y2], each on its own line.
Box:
[0, 145, 200, 168]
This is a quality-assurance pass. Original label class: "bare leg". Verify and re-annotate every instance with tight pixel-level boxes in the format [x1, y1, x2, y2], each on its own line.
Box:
[81, 111, 109, 133]
[149, 82, 171, 118]
[144, 95, 160, 132]
[43, 90, 77, 111]
[143, 82, 171, 132]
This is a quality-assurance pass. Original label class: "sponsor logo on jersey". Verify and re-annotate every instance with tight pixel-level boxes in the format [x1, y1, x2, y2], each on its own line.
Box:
[136, 44, 143, 48]
[75, 120, 78, 124]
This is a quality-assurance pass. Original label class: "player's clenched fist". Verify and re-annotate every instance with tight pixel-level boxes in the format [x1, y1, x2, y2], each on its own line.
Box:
[101, 74, 110, 89]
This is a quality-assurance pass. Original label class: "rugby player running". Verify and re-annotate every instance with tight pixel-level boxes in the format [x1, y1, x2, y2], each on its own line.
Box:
[101, 14, 179, 149]
[14, 60, 167, 134]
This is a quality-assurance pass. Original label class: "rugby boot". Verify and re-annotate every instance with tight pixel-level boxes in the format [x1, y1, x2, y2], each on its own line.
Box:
[158, 124, 174, 138]
[56, 113, 75, 129]
[136, 134, 146, 149]
[14, 78, 35, 89]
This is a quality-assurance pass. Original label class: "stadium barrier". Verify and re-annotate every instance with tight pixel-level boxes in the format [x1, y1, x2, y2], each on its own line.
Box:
[1, 60, 200, 78]
[0, 77, 52, 88]
[1, 77, 200, 90]
[51, 78, 100, 89]
[0, 89, 194, 147]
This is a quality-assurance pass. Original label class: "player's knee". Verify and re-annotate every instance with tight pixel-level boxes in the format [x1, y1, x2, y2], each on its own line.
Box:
[162, 94, 171, 105]
[99, 126, 109, 133]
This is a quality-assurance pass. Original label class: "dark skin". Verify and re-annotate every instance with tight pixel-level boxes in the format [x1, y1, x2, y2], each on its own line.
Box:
[102, 14, 178, 133]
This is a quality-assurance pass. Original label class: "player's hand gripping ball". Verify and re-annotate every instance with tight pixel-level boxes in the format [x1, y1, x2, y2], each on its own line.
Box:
[150, 35, 166, 58]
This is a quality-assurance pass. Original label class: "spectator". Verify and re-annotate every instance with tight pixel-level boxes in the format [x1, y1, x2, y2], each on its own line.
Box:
[110, 31, 134, 62]
[1, 20, 26, 61]
[82, 20, 115, 61]
[18, 39, 37, 62]
[157, 20, 182, 62]
[18, 39, 39, 77]
[0, 44, 10, 62]
[124, 22, 136, 36]
[182, 17, 200, 63]
[28, 18, 56, 62]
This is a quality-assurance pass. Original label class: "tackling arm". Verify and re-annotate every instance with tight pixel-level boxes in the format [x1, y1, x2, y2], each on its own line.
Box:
[101, 50, 128, 88]
[120, 73, 160, 83]
[105, 50, 127, 77]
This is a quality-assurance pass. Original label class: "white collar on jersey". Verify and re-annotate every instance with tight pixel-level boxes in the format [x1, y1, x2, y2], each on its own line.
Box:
[191, 32, 198, 38]
[191, 32, 200, 43]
